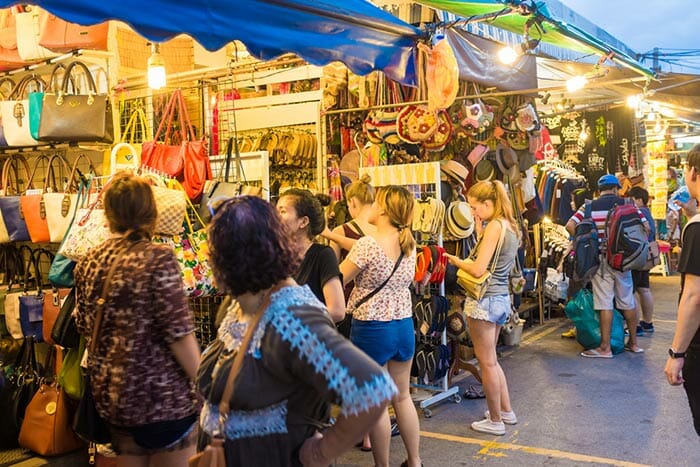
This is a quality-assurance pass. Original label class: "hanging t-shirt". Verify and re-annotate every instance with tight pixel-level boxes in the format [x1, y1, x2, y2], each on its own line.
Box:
[295, 243, 342, 304]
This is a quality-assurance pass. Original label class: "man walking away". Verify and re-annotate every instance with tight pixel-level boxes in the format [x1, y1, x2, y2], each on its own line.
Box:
[665, 143, 700, 435]
[566, 174, 647, 358]
[629, 187, 656, 335]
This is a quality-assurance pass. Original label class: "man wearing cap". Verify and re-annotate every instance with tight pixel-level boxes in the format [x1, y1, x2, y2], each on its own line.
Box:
[565, 174, 648, 358]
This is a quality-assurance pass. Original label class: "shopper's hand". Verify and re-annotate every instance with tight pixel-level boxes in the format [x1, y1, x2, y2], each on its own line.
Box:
[473, 214, 484, 237]
[299, 431, 329, 467]
[443, 252, 460, 267]
[320, 227, 333, 240]
[676, 198, 698, 218]
[664, 357, 685, 385]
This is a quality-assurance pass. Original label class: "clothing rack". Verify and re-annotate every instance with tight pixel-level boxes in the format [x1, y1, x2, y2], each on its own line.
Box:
[360, 162, 460, 418]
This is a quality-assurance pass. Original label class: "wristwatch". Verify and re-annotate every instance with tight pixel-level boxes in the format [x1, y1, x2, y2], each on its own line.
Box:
[668, 348, 686, 359]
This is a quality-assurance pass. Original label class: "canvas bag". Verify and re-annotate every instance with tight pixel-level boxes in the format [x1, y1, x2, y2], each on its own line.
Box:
[457, 219, 507, 300]
[38, 60, 114, 143]
[44, 153, 95, 243]
[0, 154, 32, 242]
[0, 74, 45, 147]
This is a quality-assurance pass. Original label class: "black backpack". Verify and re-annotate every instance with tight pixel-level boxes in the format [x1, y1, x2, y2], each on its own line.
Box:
[572, 201, 600, 284]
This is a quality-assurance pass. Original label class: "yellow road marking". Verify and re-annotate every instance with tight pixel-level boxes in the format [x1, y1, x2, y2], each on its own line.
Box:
[519, 323, 563, 346]
[419, 430, 651, 467]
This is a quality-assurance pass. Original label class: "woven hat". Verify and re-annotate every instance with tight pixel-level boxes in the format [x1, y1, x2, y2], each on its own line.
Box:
[474, 157, 496, 182]
[440, 159, 469, 187]
[445, 201, 474, 238]
[496, 143, 522, 186]
[424, 110, 453, 152]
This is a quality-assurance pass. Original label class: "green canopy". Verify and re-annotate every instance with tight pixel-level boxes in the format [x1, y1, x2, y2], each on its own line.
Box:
[416, 0, 654, 78]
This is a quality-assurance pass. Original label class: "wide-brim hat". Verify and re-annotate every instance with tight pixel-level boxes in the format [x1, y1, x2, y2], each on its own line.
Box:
[496, 143, 522, 186]
[466, 144, 489, 170]
[440, 159, 469, 187]
[474, 157, 496, 182]
[445, 201, 474, 238]
[446, 309, 468, 342]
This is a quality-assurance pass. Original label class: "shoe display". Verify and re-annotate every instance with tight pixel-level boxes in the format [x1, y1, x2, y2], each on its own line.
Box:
[471, 418, 506, 435]
[484, 410, 518, 425]
[639, 321, 655, 333]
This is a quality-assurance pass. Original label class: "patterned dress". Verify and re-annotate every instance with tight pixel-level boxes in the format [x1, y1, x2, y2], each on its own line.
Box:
[196, 285, 397, 466]
[74, 237, 199, 427]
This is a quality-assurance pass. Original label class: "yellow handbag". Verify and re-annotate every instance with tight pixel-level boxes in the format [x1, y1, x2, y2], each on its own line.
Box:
[103, 107, 150, 174]
[457, 220, 506, 301]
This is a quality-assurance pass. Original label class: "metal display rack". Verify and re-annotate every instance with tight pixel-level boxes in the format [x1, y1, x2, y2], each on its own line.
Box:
[360, 161, 460, 418]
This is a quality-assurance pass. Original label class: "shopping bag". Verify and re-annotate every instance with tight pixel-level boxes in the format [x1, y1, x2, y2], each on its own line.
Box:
[58, 336, 85, 399]
[564, 288, 625, 355]
[38, 60, 113, 143]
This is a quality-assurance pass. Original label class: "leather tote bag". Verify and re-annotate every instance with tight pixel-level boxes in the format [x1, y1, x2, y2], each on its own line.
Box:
[0, 154, 32, 242]
[44, 153, 94, 243]
[0, 7, 25, 72]
[38, 60, 114, 143]
[29, 63, 75, 140]
[38, 15, 109, 52]
[19, 154, 66, 243]
[18, 346, 84, 456]
[1, 74, 45, 147]
[18, 248, 53, 342]
[14, 5, 59, 61]
[50, 287, 79, 349]
[0, 335, 40, 448]
[0, 76, 16, 147]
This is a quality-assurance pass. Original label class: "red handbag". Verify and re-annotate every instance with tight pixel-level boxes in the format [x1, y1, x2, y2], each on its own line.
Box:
[143, 90, 198, 178]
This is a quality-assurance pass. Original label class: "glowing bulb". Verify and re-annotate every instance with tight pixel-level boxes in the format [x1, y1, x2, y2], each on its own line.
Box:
[566, 75, 587, 92]
[147, 43, 166, 90]
[579, 127, 588, 141]
[627, 94, 642, 109]
[498, 46, 518, 64]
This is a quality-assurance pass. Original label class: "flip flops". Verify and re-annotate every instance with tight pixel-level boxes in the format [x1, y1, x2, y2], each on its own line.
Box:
[580, 349, 613, 359]
[464, 384, 485, 399]
[624, 345, 644, 353]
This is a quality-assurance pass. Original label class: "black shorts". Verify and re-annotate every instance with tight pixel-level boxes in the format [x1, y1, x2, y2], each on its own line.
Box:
[632, 269, 650, 290]
[684, 348, 700, 436]
[111, 413, 198, 455]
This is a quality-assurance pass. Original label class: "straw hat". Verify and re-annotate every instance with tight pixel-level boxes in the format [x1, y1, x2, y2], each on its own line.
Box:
[474, 157, 496, 182]
[445, 201, 474, 239]
[440, 160, 469, 187]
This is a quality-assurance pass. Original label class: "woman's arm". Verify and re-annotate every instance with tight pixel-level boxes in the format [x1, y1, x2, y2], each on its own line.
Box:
[169, 333, 201, 380]
[322, 276, 346, 322]
[445, 220, 502, 277]
[321, 226, 359, 259]
[339, 258, 361, 286]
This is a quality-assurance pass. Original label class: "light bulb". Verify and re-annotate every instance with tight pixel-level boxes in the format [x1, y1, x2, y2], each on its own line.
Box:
[627, 94, 642, 109]
[498, 46, 518, 65]
[147, 43, 166, 90]
[566, 75, 587, 92]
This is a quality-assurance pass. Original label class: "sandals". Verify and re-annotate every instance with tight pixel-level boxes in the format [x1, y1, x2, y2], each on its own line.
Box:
[464, 384, 485, 399]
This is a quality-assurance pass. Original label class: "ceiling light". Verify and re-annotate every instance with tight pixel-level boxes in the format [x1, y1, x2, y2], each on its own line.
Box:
[566, 75, 587, 92]
[147, 43, 166, 90]
[497, 39, 540, 65]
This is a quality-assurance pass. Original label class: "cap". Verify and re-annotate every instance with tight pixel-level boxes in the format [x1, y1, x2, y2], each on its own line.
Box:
[597, 174, 621, 188]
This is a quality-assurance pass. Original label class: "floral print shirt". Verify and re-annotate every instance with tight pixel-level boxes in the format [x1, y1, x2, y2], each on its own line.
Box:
[346, 236, 416, 321]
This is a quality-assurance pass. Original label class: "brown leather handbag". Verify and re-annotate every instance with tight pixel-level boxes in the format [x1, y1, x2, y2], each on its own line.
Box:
[18, 346, 85, 456]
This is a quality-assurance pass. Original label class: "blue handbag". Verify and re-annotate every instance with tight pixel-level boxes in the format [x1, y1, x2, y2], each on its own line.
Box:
[18, 249, 52, 343]
[0, 155, 32, 242]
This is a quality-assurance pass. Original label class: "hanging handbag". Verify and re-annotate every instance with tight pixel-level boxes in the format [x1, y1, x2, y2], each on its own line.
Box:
[73, 244, 137, 444]
[18, 248, 53, 342]
[58, 335, 85, 400]
[1, 74, 45, 147]
[142, 89, 192, 177]
[44, 153, 94, 244]
[14, 5, 59, 61]
[0, 335, 41, 448]
[18, 345, 85, 456]
[457, 219, 507, 301]
[38, 15, 109, 52]
[38, 60, 114, 143]
[0, 76, 17, 148]
[50, 287, 79, 349]
[145, 175, 188, 236]
[509, 252, 526, 294]
[104, 107, 149, 175]
[0, 154, 32, 242]
[0, 7, 24, 72]
[20, 154, 68, 243]
[2, 246, 30, 339]
[29, 63, 75, 140]
[59, 180, 112, 262]
[336, 252, 404, 338]
[189, 283, 275, 467]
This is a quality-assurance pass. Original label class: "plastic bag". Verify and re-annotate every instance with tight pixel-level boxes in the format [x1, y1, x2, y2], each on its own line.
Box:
[564, 289, 624, 354]
[420, 39, 458, 111]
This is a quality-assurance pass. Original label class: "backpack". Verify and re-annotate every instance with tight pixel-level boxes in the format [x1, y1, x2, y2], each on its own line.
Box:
[572, 200, 600, 284]
[605, 200, 649, 272]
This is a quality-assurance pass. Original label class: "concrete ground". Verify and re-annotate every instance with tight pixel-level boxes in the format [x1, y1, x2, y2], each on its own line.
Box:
[4, 275, 698, 466]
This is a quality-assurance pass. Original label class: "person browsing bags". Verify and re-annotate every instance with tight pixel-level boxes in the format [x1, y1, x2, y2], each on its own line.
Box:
[276, 188, 346, 323]
[339, 186, 421, 467]
[566, 174, 648, 357]
[74, 172, 201, 466]
[444, 180, 520, 436]
[196, 196, 396, 466]
[665, 143, 700, 436]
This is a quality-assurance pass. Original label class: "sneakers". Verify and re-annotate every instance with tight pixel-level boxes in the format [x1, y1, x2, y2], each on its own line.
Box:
[471, 418, 506, 435]
[639, 321, 655, 333]
[484, 410, 518, 425]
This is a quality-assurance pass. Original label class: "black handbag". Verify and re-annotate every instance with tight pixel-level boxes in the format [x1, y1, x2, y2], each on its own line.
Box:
[51, 287, 79, 349]
[0, 336, 41, 448]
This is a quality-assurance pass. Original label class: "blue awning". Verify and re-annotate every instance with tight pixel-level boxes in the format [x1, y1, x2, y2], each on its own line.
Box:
[1, 0, 423, 85]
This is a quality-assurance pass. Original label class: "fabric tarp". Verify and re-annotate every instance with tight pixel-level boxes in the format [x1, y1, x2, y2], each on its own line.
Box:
[445, 28, 537, 91]
[0, 0, 423, 85]
[416, 0, 654, 78]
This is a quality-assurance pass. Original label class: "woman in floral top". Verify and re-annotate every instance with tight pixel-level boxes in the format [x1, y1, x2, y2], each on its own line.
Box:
[196, 196, 396, 466]
[340, 186, 421, 467]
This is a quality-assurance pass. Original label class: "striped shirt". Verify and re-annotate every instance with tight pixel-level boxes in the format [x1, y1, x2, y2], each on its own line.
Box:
[568, 194, 647, 247]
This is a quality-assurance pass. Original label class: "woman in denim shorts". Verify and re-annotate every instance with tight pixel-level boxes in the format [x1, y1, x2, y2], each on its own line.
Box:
[445, 180, 520, 436]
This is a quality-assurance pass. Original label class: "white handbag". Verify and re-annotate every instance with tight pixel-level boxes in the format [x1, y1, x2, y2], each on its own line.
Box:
[14, 5, 59, 61]
[1, 75, 44, 147]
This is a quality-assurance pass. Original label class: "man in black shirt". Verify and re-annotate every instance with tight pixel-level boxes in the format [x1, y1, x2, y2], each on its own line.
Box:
[665, 143, 700, 436]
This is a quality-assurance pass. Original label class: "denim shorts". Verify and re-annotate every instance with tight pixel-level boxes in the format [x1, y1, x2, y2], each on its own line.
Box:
[351, 317, 415, 366]
[463, 294, 511, 325]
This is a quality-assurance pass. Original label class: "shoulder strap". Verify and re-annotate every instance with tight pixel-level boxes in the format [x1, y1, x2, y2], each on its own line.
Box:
[349, 220, 365, 237]
[488, 219, 508, 275]
[584, 199, 592, 219]
[352, 252, 404, 310]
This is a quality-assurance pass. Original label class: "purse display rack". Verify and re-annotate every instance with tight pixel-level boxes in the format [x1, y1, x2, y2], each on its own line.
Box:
[360, 161, 459, 418]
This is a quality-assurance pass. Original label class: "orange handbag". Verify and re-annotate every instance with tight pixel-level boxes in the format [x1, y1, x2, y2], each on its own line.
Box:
[38, 14, 109, 52]
[18, 346, 85, 456]
[20, 154, 68, 244]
